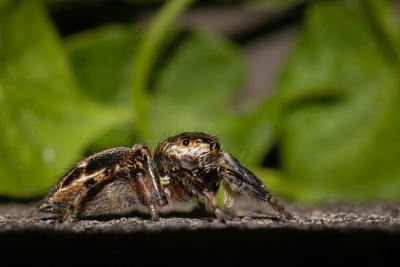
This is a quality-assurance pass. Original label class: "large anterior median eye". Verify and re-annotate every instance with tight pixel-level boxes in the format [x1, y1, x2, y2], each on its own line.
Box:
[182, 139, 190, 146]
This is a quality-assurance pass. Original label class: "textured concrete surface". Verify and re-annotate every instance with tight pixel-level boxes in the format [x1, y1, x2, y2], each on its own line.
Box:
[0, 199, 399, 264]
[1, 199, 399, 233]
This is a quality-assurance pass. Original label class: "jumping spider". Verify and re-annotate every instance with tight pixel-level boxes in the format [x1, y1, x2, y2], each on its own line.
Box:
[34, 132, 292, 222]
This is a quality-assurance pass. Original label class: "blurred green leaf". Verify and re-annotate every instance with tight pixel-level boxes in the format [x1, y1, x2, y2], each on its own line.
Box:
[245, 0, 306, 11]
[130, 0, 195, 144]
[65, 25, 141, 151]
[149, 30, 245, 149]
[4, 0, 400, 205]
[270, 0, 400, 202]
[0, 0, 131, 197]
[222, 100, 280, 166]
[66, 25, 140, 105]
[65, 24, 245, 151]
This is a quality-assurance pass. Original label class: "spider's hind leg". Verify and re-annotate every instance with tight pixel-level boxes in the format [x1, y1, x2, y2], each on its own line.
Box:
[125, 145, 168, 221]
[136, 172, 159, 220]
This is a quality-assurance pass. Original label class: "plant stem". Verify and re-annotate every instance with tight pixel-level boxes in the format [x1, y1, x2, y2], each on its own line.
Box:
[131, 0, 195, 145]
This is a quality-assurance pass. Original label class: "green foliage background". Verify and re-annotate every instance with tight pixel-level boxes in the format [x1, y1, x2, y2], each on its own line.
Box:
[1, 0, 400, 203]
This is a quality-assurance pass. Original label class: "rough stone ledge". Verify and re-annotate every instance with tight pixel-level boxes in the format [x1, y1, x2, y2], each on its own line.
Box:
[0, 199, 399, 263]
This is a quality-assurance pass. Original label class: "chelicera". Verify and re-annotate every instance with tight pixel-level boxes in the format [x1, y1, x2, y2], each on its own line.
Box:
[34, 132, 292, 222]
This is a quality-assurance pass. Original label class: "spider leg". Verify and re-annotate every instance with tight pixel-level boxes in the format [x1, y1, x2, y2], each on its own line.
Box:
[59, 168, 119, 222]
[222, 180, 234, 209]
[220, 152, 292, 220]
[36, 146, 168, 222]
[141, 147, 168, 207]
[136, 172, 159, 220]
[35, 148, 135, 221]
[61, 186, 90, 222]
[124, 145, 169, 220]
[167, 168, 225, 222]
[54, 175, 104, 222]
[201, 189, 226, 223]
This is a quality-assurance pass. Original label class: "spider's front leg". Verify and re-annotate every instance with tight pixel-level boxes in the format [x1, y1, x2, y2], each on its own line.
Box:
[219, 152, 292, 220]
[168, 168, 226, 222]
[200, 187, 226, 222]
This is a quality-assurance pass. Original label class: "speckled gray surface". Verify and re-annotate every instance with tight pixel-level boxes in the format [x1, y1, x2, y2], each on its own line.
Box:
[0, 199, 399, 264]
[0, 199, 399, 233]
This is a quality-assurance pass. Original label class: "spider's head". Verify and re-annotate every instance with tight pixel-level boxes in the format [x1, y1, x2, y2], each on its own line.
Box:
[154, 132, 293, 220]
[154, 132, 221, 174]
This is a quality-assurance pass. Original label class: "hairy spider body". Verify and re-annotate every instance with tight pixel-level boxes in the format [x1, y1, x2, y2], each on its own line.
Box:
[34, 132, 292, 222]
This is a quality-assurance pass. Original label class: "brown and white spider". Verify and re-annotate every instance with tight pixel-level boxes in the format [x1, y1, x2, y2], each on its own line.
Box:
[33, 132, 292, 222]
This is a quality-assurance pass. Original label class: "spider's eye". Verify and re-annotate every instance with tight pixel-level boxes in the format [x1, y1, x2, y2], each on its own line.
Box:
[182, 139, 190, 146]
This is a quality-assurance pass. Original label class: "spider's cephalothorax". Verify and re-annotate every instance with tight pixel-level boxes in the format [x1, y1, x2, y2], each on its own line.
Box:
[33, 132, 292, 222]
